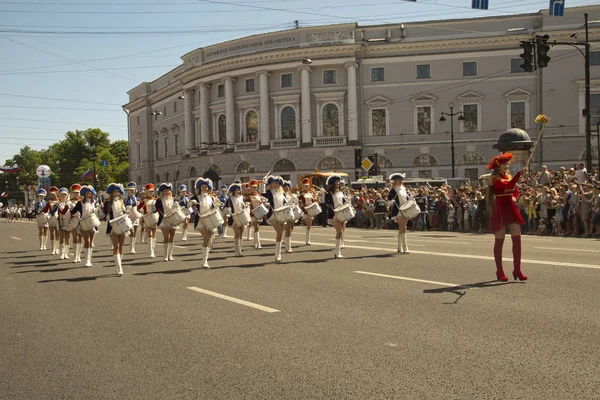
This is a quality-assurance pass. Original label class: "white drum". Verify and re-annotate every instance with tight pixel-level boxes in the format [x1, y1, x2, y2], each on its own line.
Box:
[68, 217, 80, 231]
[36, 213, 49, 227]
[143, 211, 159, 228]
[129, 207, 141, 221]
[334, 203, 356, 222]
[201, 209, 224, 231]
[48, 214, 59, 229]
[292, 205, 303, 221]
[274, 205, 295, 223]
[232, 208, 251, 227]
[80, 213, 101, 232]
[181, 207, 193, 217]
[252, 204, 269, 220]
[164, 207, 186, 227]
[305, 202, 322, 218]
[399, 199, 421, 219]
[110, 214, 133, 235]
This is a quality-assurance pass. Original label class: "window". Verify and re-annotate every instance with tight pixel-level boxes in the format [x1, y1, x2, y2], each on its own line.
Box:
[245, 78, 255, 93]
[136, 141, 141, 166]
[281, 106, 296, 139]
[218, 114, 226, 144]
[416, 64, 430, 79]
[174, 101, 177, 113]
[412, 154, 439, 168]
[458, 152, 485, 165]
[464, 168, 479, 186]
[164, 137, 168, 158]
[281, 73, 293, 88]
[218, 84, 225, 98]
[463, 61, 477, 76]
[418, 170, 432, 179]
[417, 106, 432, 134]
[511, 59, 525, 73]
[236, 161, 255, 174]
[154, 113, 158, 121]
[591, 94, 600, 127]
[371, 67, 384, 82]
[591, 51, 600, 66]
[323, 70, 337, 84]
[371, 109, 387, 136]
[174, 133, 179, 155]
[154, 138, 159, 160]
[322, 104, 340, 137]
[163, 106, 166, 117]
[136, 115, 140, 125]
[510, 102, 526, 129]
[463, 104, 478, 132]
[317, 157, 343, 171]
[246, 110, 258, 142]
[273, 159, 296, 172]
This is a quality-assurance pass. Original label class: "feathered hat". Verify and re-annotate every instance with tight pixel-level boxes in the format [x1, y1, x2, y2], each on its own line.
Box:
[195, 177, 213, 191]
[80, 185, 97, 197]
[326, 174, 342, 186]
[389, 173, 406, 181]
[487, 153, 513, 170]
[106, 183, 124, 195]
[178, 184, 187, 192]
[158, 183, 173, 195]
[228, 183, 242, 193]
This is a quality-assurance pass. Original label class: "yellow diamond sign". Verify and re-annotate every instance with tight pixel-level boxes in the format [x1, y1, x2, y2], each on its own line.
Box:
[361, 157, 374, 171]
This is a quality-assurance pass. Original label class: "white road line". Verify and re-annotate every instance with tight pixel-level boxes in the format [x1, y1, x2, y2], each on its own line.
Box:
[534, 246, 600, 253]
[354, 271, 468, 288]
[186, 286, 280, 313]
[10, 236, 22, 240]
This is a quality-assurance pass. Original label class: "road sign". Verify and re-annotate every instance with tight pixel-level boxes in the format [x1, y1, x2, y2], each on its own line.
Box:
[361, 157, 374, 171]
[101, 160, 108, 167]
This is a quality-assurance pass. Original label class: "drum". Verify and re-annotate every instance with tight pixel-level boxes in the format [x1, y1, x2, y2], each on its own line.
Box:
[48, 214, 58, 229]
[80, 213, 101, 232]
[35, 213, 48, 226]
[252, 204, 269, 219]
[109, 214, 133, 235]
[334, 203, 356, 222]
[68, 217, 80, 231]
[164, 207, 186, 227]
[181, 207, 193, 217]
[232, 208, 251, 227]
[194, 214, 206, 231]
[200, 209, 224, 231]
[399, 199, 421, 219]
[143, 211, 159, 228]
[305, 202, 322, 217]
[129, 207, 141, 221]
[292, 205, 303, 220]
[274, 205, 295, 223]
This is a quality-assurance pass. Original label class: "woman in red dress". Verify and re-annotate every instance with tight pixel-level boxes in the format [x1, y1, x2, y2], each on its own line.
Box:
[485, 153, 527, 281]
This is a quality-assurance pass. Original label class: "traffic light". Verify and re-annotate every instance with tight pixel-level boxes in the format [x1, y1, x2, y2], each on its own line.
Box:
[354, 148, 362, 168]
[519, 41, 535, 73]
[536, 34, 551, 69]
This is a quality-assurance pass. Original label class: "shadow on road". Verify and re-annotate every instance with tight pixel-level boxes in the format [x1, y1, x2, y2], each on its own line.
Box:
[17, 266, 86, 274]
[423, 280, 525, 304]
[38, 274, 115, 283]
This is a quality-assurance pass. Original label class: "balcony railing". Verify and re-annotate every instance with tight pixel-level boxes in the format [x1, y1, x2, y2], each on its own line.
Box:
[206, 144, 226, 155]
[234, 142, 259, 152]
[270, 138, 300, 149]
[313, 136, 347, 147]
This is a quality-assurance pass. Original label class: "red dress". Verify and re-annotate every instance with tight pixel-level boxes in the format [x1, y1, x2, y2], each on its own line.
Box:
[488, 171, 525, 232]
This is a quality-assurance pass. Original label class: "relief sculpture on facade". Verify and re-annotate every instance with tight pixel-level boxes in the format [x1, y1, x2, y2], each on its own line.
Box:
[307, 31, 353, 43]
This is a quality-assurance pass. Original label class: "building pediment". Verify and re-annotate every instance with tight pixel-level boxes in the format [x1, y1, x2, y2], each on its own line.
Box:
[314, 91, 346, 102]
[411, 94, 437, 105]
[272, 94, 301, 105]
[458, 91, 483, 100]
[504, 88, 532, 97]
[366, 95, 391, 105]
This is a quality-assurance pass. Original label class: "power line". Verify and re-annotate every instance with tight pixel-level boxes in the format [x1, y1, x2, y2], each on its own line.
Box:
[0, 64, 178, 75]
[0, 105, 121, 112]
[0, 93, 121, 106]
[0, 117, 125, 128]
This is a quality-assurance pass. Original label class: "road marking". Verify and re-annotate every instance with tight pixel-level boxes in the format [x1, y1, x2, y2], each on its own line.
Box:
[354, 271, 467, 287]
[534, 246, 600, 253]
[10, 236, 22, 240]
[186, 287, 280, 313]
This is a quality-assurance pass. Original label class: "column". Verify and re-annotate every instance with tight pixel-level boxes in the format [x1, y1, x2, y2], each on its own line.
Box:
[224, 77, 235, 147]
[258, 71, 270, 148]
[184, 89, 195, 154]
[199, 83, 210, 147]
[345, 62, 359, 143]
[299, 65, 312, 145]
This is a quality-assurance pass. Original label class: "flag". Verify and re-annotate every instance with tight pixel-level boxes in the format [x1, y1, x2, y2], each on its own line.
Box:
[472, 0, 489, 10]
[549, 0, 564, 17]
[78, 169, 94, 183]
[0, 167, 23, 173]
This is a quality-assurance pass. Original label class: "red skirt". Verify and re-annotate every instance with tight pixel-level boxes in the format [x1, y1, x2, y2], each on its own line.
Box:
[488, 196, 524, 232]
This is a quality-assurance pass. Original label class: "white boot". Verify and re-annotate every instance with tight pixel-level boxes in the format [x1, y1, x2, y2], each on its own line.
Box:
[181, 228, 188, 241]
[64, 243, 70, 259]
[234, 238, 241, 257]
[43, 234, 48, 250]
[92, 233, 96, 248]
[305, 229, 311, 245]
[202, 247, 210, 269]
[397, 233, 402, 254]
[340, 235, 345, 249]
[334, 239, 344, 259]
[163, 242, 169, 261]
[401, 233, 409, 254]
[168, 242, 175, 261]
[85, 248, 92, 267]
[50, 240, 55, 254]
[130, 238, 136, 254]
[238, 238, 243, 256]
[285, 236, 292, 253]
[141, 230, 146, 244]
[222, 226, 229, 238]
[77, 242, 83, 262]
[255, 232, 262, 249]
[114, 254, 123, 276]
[246, 228, 252, 241]
[60, 244, 67, 260]
[275, 242, 282, 264]
[149, 237, 155, 258]
[39, 235, 43, 251]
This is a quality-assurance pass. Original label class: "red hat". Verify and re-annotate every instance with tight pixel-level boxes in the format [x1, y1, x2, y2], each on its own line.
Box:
[70, 184, 82, 192]
[249, 180, 259, 187]
[487, 153, 513, 170]
[48, 186, 59, 193]
[145, 183, 155, 191]
[301, 178, 310, 185]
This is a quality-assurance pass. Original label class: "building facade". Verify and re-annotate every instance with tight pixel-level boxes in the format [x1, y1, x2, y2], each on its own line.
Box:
[124, 5, 600, 189]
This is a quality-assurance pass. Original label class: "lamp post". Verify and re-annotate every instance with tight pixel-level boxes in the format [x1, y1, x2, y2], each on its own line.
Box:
[439, 102, 464, 178]
[89, 145, 98, 188]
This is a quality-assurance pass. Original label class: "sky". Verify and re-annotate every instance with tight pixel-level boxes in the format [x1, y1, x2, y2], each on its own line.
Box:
[0, 0, 597, 166]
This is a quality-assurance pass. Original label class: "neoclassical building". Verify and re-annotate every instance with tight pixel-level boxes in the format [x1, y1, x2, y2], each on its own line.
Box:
[124, 5, 600, 189]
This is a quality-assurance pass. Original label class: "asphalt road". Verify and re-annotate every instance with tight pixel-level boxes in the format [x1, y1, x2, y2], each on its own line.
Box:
[1, 221, 600, 399]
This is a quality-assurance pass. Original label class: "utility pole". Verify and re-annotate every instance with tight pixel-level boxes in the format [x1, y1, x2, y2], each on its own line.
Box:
[585, 12, 593, 172]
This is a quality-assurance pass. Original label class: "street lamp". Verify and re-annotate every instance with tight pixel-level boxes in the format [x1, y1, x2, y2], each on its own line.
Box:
[89, 145, 98, 188]
[439, 101, 464, 178]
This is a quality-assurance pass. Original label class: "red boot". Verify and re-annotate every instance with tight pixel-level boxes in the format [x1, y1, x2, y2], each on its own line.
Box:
[511, 235, 527, 281]
[494, 238, 508, 282]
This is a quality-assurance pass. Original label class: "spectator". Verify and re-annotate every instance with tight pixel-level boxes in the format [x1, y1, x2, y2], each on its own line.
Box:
[575, 162, 588, 184]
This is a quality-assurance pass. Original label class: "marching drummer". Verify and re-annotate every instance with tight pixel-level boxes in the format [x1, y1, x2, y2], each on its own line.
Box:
[387, 173, 410, 254]
[102, 183, 126, 276]
[218, 185, 230, 238]
[124, 182, 140, 254]
[178, 184, 191, 241]
[137, 184, 157, 258]
[33, 188, 48, 251]
[138, 187, 147, 244]
[69, 184, 84, 264]
[246, 180, 265, 249]
[325, 174, 347, 259]
[71, 185, 98, 267]
[224, 182, 247, 257]
[43, 186, 60, 255]
[263, 175, 287, 264]
[298, 178, 316, 245]
[191, 177, 218, 269]
[57, 187, 72, 260]
[282, 180, 297, 253]
[155, 183, 178, 262]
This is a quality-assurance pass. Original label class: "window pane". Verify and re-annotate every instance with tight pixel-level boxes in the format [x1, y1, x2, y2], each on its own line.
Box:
[154, 140, 158, 160]
[417, 106, 432, 134]
[464, 168, 479, 186]
[463, 104, 478, 132]
[418, 170, 432, 178]
[463, 62, 477, 76]
[246, 111, 258, 142]
[591, 94, 600, 127]
[174, 101, 177, 112]
[323, 70, 337, 84]
[174, 134, 179, 155]
[218, 115, 227, 143]
[137, 115, 140, 125]
[417, 64, 430, 79]
[236, 161, 255, 174]
[322, 104, 339, 137]
[510, 102, 525, 129]
[281, 74, 293, 88]
[372, 109, 386, 136]
[591, 52, 600, 66]
[281, 107, 296, 139]
[273, 159, 296, 172]
[511, 59, 524, 73]
[246, 79, 255, 92]
[317, 157, 343, 170]
[371, 67, 384, 82]
[164, 138, 168, 157]
[218, 84, 224, 97]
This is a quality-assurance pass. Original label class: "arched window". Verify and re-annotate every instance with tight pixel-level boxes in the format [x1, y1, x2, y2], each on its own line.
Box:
[155, 174, 160, 183]
[188, 166, 197, 178]
[137, 176, 142, 187]
[218, 114, 226, 144]
[457, 152, 485, 165]
[236, 161, 255, 174]
[377, 155, 393, 168]
[581, 146, 599, 161]
[207, 164, 221, 175]
[411, 154, 439, 168]
[322, 103, 340, 137]
[281, 107, 296, 139]
[273, 159, 296, 172]
[171, 125, 180, 155]
[174, 170, 180, 188]
[317, 157, 343, 171]
[246, 110, 258, 143]
[164, 172, 169, 183]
